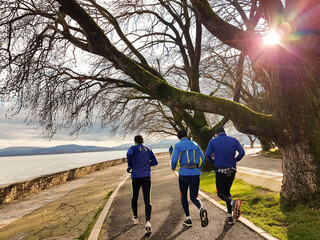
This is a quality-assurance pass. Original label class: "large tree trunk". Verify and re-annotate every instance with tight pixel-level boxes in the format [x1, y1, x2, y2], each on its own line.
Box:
[259, 137, 274, 151]
[280, 142, 320, 205]
[192, 131, 215, 172]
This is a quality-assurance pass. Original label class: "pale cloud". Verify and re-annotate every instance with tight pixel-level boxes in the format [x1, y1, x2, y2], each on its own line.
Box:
[0, 104, 134, 149]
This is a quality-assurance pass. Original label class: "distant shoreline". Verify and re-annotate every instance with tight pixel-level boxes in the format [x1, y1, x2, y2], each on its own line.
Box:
[0, 147, 170, 158]
[0, 149, 128, 158]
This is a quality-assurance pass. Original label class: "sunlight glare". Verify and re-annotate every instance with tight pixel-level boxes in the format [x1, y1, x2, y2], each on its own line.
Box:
[263, 31, 280, 46]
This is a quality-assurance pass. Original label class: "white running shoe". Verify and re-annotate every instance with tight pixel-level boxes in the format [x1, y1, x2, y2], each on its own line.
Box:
[145, 221, 151, 233]
[132, 216, 139, 224]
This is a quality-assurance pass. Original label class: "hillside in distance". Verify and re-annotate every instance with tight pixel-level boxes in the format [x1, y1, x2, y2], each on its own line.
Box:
[0, 140, 177, 157]
[0, 144, 111, 157]
[0, 133, 254, 157]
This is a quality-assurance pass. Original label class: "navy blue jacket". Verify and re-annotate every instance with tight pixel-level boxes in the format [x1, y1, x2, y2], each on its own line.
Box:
[127, 144, 158, 178]
[205, 133, 245, 169]
[171, 137, 205, 176]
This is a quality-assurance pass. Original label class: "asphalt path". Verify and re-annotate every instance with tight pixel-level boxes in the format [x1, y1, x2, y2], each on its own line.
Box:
[100, 155, 266, 240]
[0, 148, 281, 239]
[237, 148, 282, 192]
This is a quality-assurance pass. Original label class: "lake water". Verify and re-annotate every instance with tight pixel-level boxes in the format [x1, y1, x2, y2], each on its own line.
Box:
[0, 148, 168, 187]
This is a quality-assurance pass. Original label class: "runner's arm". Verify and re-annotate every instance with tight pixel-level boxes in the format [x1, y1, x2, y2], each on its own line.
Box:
[198, 148, 205, 169]
[150, 151, 158, 166]
[171, 146, 180, 170]
[205, 141, 214, 163]
[126, 146, 134, 168]
[235, 141, 245, 162]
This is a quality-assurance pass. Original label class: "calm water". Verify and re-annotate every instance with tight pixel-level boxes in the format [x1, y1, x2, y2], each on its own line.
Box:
[0, 148, 168, 187]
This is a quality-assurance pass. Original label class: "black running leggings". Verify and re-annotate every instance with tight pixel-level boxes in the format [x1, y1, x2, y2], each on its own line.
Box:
[131, 177, 152, 221]
[179, 175, 202, 217]
[215, 171, 235, 214]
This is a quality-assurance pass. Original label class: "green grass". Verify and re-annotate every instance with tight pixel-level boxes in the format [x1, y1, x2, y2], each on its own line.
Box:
[77, 190, 114, 240]
[259, 148, 282, 158]
[200, 172, 320, 240]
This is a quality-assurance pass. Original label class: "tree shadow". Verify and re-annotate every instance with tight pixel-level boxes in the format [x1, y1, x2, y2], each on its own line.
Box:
[215, 221, 234, 240]
[140, 205, 184, 239]
[169, 225, 191, 239]
[109, 224, 137, 240]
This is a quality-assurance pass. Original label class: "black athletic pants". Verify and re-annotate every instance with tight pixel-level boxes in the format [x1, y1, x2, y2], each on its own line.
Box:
[131, 177, 152, 221]
[179, 175, 202, 217]
[215, 171, 236, 214]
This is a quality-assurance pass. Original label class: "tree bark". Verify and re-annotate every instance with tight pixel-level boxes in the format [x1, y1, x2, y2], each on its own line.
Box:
[191, 131, 215, 172]
[280, 142, 320, 205]
[190, 0, 320, 205]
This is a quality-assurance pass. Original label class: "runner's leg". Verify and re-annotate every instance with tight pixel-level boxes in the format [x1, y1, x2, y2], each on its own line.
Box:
[131, 178, 141, 217]
[179, 175, 190, 217]
[189, 175, 202, 209]
[216, 172, 233, 213]
[141, 177, 152, 222]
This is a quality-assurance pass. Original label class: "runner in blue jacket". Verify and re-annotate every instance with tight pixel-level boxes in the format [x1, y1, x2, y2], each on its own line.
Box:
[171, 130, 208, 228]
[205, 126, 245, 225]
[127, 135, 158, 234]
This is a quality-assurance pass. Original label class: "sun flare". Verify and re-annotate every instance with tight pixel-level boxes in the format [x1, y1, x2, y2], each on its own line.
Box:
[263, 31, 280, 46]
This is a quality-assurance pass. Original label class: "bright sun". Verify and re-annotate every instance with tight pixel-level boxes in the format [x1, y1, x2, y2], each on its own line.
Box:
[263, 31, 280, 46]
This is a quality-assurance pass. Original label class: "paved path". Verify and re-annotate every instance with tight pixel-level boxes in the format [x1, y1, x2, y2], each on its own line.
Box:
[0, 149, 281, 239]
[0, 163, 127, 240]
[99, 155, 266, 240]
[237, 148, 282, 192]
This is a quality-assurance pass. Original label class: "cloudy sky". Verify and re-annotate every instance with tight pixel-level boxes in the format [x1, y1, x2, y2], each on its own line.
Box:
[0, 104, 135, 149]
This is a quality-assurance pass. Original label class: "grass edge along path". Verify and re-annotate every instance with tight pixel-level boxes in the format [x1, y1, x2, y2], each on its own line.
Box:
[77, 191, 113, 240]
[199, 172, 320, 240]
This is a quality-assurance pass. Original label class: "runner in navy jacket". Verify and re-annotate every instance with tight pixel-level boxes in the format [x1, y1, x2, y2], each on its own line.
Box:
[205, 126, 245, 225]
[126, 135, 158, 234]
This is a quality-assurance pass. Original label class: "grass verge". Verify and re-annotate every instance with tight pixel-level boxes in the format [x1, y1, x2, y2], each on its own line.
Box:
[77, 190, 114, 240]
[258, 148, 282, 158]
[200, 172, 320, 240]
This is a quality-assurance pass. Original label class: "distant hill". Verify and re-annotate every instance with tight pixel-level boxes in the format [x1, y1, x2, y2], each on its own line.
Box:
[0, 135, 257, 157]
[0, 140, 176, 157]
[0, 144, 111, 157]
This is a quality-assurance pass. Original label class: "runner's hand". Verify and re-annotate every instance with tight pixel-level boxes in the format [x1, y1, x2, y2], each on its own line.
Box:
[127, 167, 132, 173]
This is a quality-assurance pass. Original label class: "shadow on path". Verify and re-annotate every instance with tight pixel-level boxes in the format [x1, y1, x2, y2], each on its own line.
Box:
[169, 226, 191, 239]
[109, 224, 136, 240]
[215, 221, 234, 240]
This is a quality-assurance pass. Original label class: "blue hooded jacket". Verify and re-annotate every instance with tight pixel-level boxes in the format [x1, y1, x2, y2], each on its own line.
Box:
[127, 144, 158, 178]
[171, 137, 205, 176]
[205, 133, 245, 169]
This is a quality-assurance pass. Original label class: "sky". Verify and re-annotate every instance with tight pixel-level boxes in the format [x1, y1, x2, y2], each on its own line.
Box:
[0, 102, 253, 150]
[0, 104, 135, 149]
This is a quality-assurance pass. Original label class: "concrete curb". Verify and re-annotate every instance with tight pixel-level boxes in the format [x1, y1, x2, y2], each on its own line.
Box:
[173, 171, 278, 240]
[198, 190, 279, 240]
[88, 174, 130, 240]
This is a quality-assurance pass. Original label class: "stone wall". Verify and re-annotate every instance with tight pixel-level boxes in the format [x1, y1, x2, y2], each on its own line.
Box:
[0, 152, 169, 204]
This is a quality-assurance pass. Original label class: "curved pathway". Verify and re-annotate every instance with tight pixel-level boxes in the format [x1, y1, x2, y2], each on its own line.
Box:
[99, 155, 266, 240]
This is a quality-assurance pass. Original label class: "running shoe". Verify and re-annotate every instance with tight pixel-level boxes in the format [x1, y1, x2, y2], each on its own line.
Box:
[132, 216, 139, 224]
[226, 213, 234, 225]
[183, 218, 192, 227]
[232, 199, 242, 220]
[146, 221, 151, 234]
[200, 208, 209, 227]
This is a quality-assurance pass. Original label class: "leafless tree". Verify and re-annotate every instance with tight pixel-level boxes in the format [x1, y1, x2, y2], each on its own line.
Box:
[1, 0, 319, 204]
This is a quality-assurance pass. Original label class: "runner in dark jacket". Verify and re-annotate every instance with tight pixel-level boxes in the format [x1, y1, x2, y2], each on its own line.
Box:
[205, 126, 245, 225]
[127, 135, 158, 234]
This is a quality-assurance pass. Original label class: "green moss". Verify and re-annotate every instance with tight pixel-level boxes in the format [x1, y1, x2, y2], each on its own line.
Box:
[77, 190, 113, 240]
